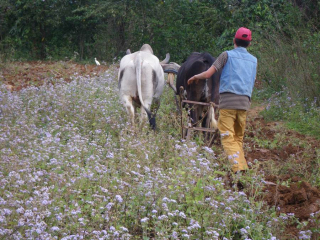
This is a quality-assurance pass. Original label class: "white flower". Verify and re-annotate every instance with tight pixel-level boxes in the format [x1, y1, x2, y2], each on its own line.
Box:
[16, 207, 25, 214]
[240, 228, 248, 235]
[106, 152, 114, 158]
[45, 132, 52, 138]
[172, 231, 178, 238]
[106, 202, 114, 210]
[115, 195, 123, 203]
[2, 209, 12, 215]
[42, 200, 50, 205]
[141, 217, 149, 223]
[24, 210, 34, 218]
[144, 166, 150, 172]
[18, 218, 25, 226]
[51, 226, 60, 231]
[120, 226, 128, 232]
[298, 230, 312, 239]
[0, 216, 6, 223]
[175, 144, 182, 150]
[162, 197, 169, 202]
[179, 212, 186, 219]
[203, 146, 214, 153]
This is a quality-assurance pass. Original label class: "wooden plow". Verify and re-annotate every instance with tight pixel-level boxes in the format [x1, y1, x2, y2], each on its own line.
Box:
[179, 86, 219, 145]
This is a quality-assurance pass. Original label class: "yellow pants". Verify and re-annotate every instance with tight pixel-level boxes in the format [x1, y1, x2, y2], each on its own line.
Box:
[218, 109, 249, 173]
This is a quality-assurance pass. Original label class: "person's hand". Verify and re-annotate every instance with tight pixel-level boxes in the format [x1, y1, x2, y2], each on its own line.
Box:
[187, 76, 196, 85]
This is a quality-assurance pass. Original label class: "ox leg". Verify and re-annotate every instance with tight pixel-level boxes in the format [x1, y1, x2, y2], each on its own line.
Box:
[174, 95, 181, 114]
[122, 95, 135, 126]
[139, 106, 149, 124]
[197, 105, 205, 139]
[139, 99, 152, 128]
[203, 107, 212, 142]
[167, 73, 180, 113]
[150, 98, 160, 114]
[186, 105, 200, 140]
[193, 105, 202, 127]
[139, 69, 154, 128]
[185, 105, 192, 140]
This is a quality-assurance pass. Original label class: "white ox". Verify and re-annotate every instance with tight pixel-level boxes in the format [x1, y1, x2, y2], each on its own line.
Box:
[118, 44, 179, 129]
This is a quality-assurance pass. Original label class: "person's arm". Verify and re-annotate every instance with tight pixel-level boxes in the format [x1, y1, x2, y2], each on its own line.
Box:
[187, 65, 217, 85]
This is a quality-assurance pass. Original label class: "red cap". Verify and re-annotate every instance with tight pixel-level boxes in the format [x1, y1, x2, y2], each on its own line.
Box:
[235, 27, 252, 41]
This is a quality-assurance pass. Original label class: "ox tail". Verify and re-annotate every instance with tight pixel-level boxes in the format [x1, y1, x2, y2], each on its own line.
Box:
[209, 103, 218, 129]
[136, 52, 154, 128]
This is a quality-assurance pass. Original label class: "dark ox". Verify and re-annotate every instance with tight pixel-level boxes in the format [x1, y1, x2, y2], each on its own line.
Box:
[176, 52, 221, 131]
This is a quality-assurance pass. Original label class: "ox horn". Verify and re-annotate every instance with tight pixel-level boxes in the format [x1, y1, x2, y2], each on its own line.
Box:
[160, 53, 170, 64]
[126, 49, 131, 55]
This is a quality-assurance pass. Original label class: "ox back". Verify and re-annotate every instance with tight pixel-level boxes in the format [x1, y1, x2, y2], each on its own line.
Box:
[176, 52, 221, 128]
[176, 52, 220, 106]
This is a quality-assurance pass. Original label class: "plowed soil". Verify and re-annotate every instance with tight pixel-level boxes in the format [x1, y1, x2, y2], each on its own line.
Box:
[1, 61, 109, 91]
[246, 107, 320, 239]
[1, 61, 320, 239]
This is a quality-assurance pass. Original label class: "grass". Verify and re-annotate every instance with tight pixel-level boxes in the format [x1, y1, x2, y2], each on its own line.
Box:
[251, 31, 320, 140]
[0, 62, 319, 239]
[260, 90, 320, 140]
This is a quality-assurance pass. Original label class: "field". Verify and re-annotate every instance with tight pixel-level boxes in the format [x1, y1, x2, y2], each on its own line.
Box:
[0, 62, 319, 239]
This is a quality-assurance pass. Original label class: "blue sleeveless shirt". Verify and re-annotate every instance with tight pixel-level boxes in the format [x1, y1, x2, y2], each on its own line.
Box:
[219, 47, 257, 98]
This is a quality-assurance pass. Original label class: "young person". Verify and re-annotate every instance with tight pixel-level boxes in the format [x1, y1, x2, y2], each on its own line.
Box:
[187, 27, 257, 173]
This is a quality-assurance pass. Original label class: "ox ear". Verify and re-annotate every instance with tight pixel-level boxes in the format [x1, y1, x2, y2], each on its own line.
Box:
[126, 49, 131, 55]
[159, 53, 170, 64]
[161, 62, 181, 75]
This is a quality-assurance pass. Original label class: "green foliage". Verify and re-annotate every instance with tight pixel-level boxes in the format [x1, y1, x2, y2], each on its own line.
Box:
[253, 25, 320, 138]
[261, 88, 320, 138]
[1, 0, 66, 59]
[255, 30, 320, 98]
[1, 0, 319, 62]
